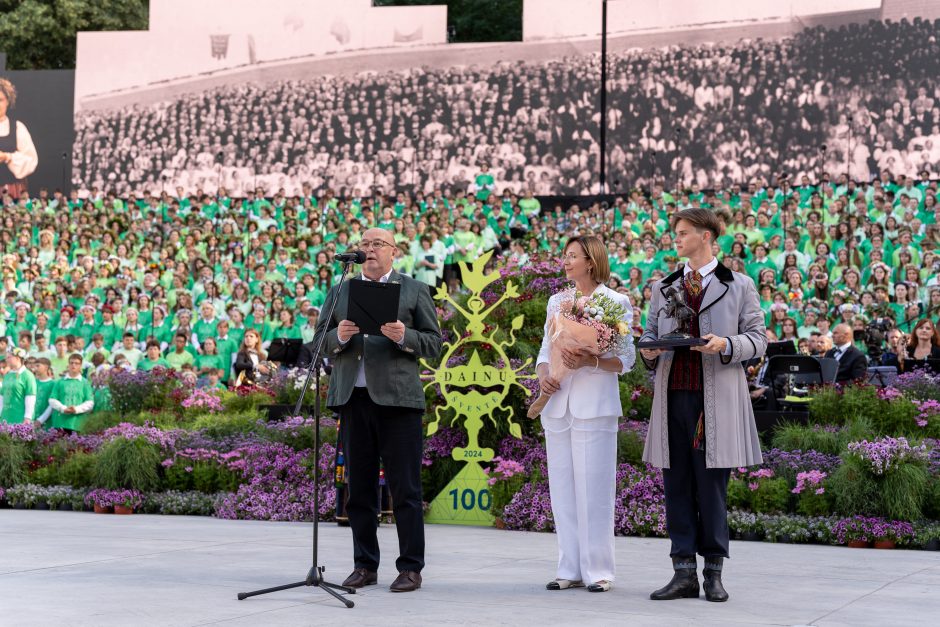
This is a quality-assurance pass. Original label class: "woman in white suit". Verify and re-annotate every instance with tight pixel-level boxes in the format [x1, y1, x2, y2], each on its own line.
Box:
[536, 235, 636, 593]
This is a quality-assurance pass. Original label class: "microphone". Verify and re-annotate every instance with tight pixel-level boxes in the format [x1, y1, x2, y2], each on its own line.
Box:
[335, 250, 367, 264]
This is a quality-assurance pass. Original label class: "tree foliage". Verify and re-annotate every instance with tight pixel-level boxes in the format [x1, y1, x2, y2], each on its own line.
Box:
[0, 0, 521, 71]
[0, 0, 149, 70]
[373, 0, 522, 43]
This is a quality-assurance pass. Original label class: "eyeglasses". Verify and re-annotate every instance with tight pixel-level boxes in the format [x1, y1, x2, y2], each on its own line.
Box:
[562, 254, 587, 261]
[359, 240, 392, 250]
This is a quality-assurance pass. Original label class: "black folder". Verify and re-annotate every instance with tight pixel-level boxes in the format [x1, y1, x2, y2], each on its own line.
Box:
[347, 279, 401, 336]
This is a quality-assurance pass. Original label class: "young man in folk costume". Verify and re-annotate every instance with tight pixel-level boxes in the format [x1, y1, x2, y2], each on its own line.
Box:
[640, 209, 766, 603]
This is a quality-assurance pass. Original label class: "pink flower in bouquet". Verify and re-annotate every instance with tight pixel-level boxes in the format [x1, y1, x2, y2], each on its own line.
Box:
[527, 290, 630, 418]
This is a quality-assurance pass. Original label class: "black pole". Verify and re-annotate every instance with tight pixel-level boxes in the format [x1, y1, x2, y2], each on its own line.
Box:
[217, 151, 224, 199]
[61, 152, 68, 194]
[674, 127, 681, 199]
[412, 135, 418, 198]
[819, 143, 827, 188]
[846, 117, 853, 184]
[599, 0, 608, 193]
[649, 150, 656, 198]
[238, 260, 358, 608]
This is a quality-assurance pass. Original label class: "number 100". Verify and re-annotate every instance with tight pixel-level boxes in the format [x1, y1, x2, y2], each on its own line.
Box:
[449, 488, 491, 511]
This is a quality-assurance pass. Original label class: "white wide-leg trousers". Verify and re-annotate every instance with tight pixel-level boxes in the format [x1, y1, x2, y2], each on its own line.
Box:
[542, 410, 618, 584]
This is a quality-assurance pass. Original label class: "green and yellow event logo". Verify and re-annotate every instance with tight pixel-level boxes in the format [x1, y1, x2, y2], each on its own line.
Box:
[422, 251, 535, 525]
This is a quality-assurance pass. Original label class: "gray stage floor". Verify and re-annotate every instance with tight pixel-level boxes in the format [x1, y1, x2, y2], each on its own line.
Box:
[0, 510, 937, 626]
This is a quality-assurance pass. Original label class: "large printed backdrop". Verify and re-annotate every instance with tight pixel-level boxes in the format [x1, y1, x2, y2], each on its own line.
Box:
[69, 0, 939, 196]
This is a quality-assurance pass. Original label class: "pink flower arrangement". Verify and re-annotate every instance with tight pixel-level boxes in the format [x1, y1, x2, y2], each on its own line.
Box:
[747, 468, 774, 491]
[877, 387, 903, 401]
[792, 470, 827, 495]
[181, 388, 225, 413]
[913, 399, 940, 428]
[527, 289, 630, 418]
[486, 457, 526, 486]
[564, 291, 630, 353]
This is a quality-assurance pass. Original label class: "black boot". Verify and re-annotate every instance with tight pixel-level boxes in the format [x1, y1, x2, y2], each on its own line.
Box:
[650, 557, 699, 600]
[703, 558, 729, 602]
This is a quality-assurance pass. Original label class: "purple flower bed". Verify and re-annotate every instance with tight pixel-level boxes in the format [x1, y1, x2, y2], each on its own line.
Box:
[846, 437, 929, 475]
[85, 488, 143, 509]
[831, 516, 916, 545]
[500, 480, 554, 531]
[615, 463, 667, 537]
[497, 435, 548, 475]
[423, 426, 467, 466]
[760, 448, 842, 480]
[101, 422, 178, 449]
[216, 442, 335, 522]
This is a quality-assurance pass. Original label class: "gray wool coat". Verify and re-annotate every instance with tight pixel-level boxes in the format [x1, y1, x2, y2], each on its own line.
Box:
[640, 261, 767, 469]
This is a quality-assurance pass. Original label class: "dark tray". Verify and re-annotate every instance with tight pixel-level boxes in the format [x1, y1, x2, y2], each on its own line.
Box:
[638, 337, 708, 349]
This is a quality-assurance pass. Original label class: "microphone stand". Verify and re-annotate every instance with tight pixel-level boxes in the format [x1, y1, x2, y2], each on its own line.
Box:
[238, 259, 358, 608]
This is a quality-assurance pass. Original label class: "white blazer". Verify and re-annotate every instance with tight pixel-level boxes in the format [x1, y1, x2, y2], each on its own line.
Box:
[536, 285, 636, 419]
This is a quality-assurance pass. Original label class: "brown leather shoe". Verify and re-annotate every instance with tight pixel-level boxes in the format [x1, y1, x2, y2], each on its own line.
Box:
[389, 570, 422, 592]
[342, 568, 377, 588]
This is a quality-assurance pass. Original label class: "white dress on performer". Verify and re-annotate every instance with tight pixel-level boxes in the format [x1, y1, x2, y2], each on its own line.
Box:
[536, 284, 635, 584]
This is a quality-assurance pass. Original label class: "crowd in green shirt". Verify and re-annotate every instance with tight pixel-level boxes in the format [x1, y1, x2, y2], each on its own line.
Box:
[2, 167, 940, 428]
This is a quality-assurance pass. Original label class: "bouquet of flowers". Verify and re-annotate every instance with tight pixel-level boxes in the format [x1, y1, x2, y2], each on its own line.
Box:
[527, 289, 630, 418]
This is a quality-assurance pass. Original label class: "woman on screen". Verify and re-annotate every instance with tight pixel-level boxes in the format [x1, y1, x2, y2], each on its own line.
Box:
[0, 78, 38, 198]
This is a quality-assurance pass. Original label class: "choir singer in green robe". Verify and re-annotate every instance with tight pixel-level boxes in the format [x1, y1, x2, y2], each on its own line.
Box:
[47, 354, 94, 432]
[0, 348, 37, 424]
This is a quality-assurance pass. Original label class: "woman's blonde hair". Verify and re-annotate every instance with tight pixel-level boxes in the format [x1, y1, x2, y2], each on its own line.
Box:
[0, 78, 16, 109]
[564, 235, 610, 284]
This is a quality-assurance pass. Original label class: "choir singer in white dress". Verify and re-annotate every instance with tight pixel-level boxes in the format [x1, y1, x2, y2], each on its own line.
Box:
[536, 235, 636, 593]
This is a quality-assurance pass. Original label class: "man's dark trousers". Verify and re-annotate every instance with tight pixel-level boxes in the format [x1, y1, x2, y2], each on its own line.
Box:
[342, 387, 425, 573]
[662, 389, 732, 559]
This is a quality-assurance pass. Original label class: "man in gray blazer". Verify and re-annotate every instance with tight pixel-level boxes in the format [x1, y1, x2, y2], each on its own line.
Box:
[639, 209, 766, 603]
[312, 228, 442, 593]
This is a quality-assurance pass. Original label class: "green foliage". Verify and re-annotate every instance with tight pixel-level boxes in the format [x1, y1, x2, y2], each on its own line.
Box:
[771, 422, 842, 456]
[751, 478, 791, 514]
[80, 411, 147, 433]
[620, 361, 654, 421]
[27, 463, 59, 487]
[838, 415, 876, 448]
[373, 0, 522, 44]
[870, 397, 920, 437]
[807, 386, 849, 424]
[94, 436, 162, 491]
[0, 434, 29, 486]
[880, 463, 929, 521]
[0, 0, 149, 70]
[219, 391, 274, 414]
[809, 384, 922, 436]
[190, 412, 261, 438]
[729, 476, 791, 513]
[727, 479, 751, 510]
[828, 456, 883, 518]
[163, 461, 239, 494]
[489, 470, 530, 519]
[925, 477, 940, 520]
[839, 386, 880, 424]
[57, 451, 97, 488]
[796, 487, 832, 517]
[617, 429, 645, 465]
